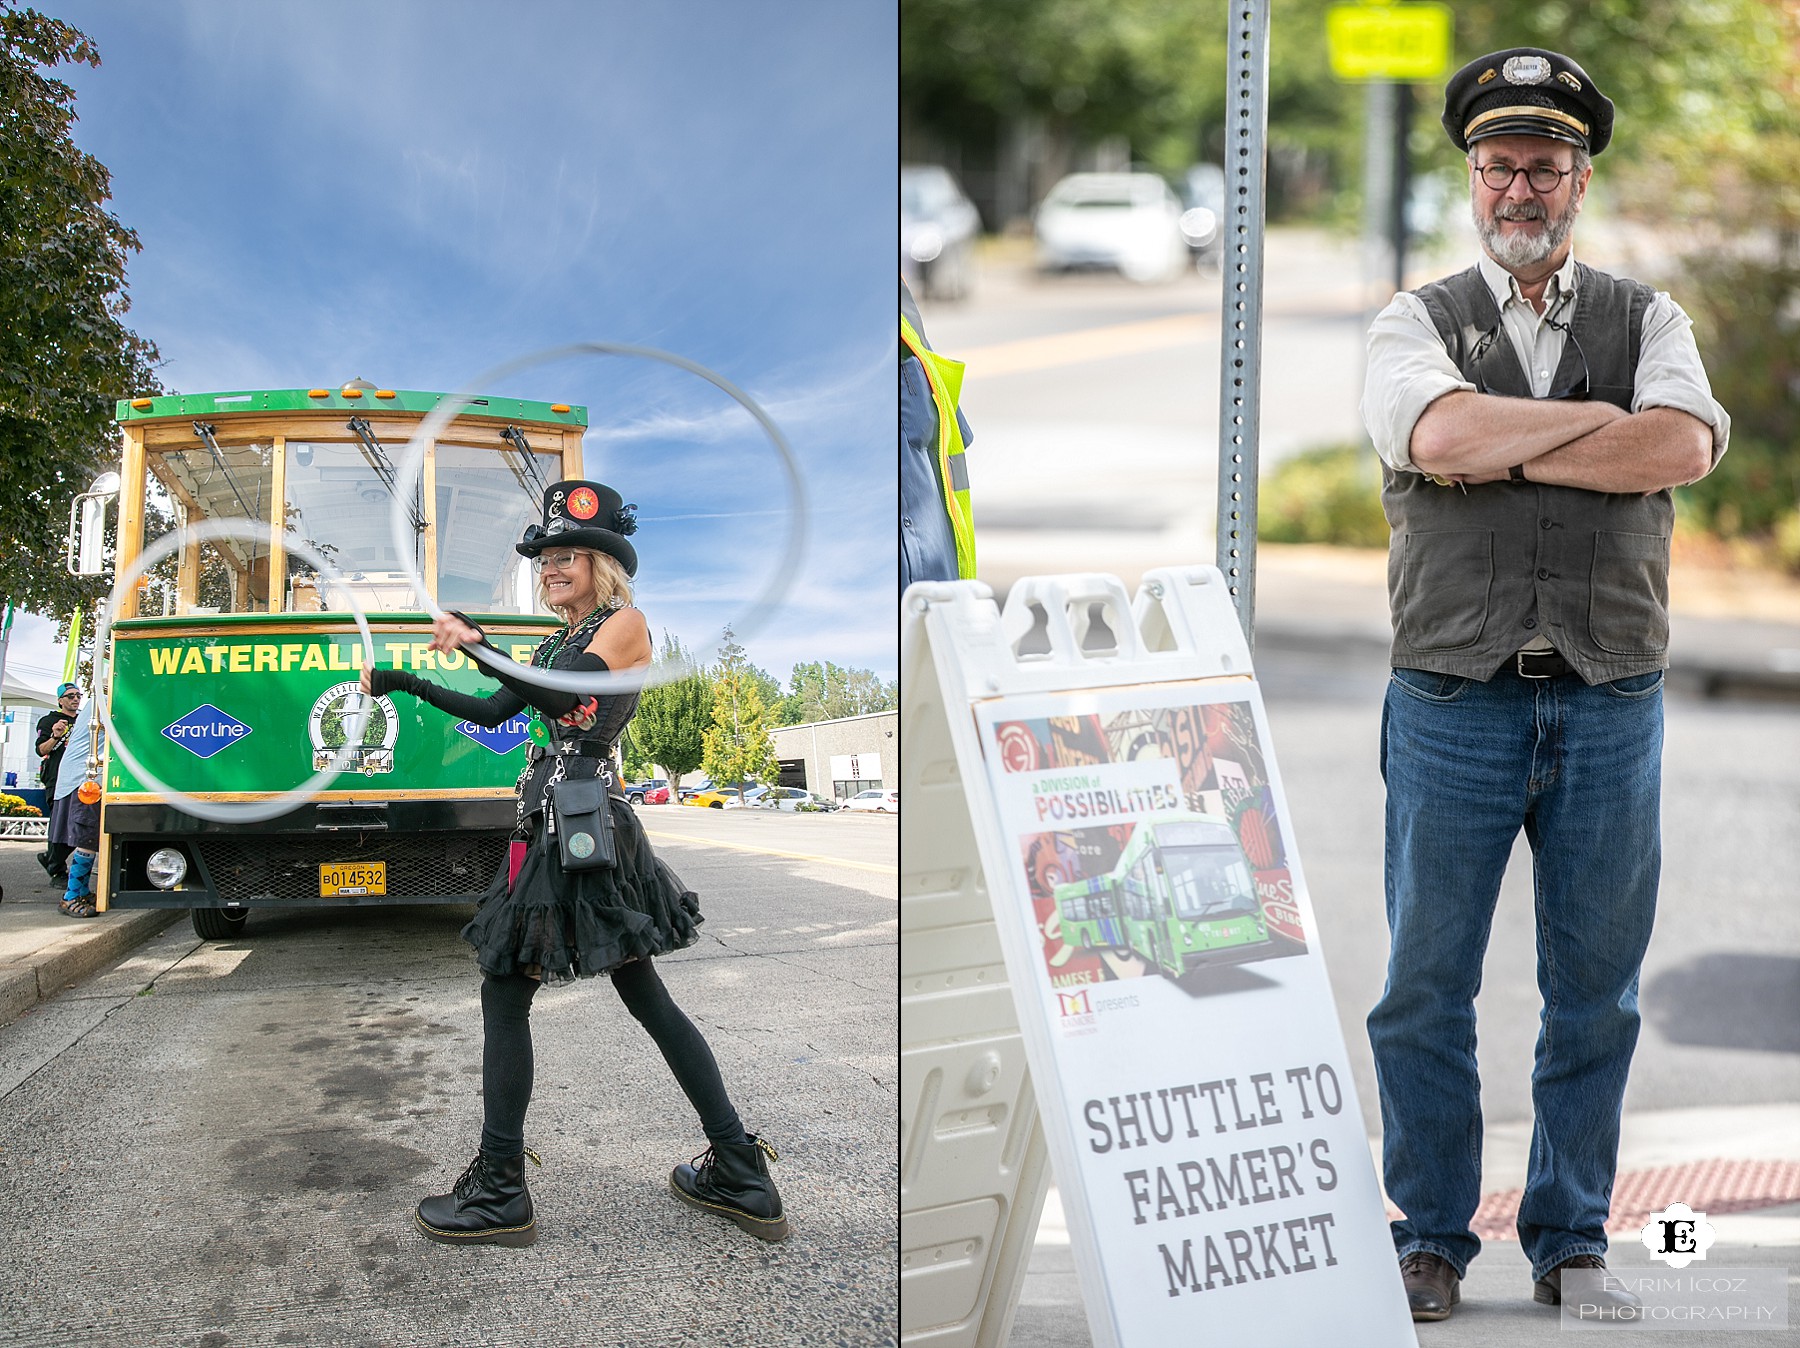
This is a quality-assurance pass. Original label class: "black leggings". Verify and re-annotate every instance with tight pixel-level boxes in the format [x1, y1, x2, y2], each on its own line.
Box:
[478, 960, 746, 1157]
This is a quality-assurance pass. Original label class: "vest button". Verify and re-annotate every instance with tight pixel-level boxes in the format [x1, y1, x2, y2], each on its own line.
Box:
[1524, 618, 1537, 629]
[1538, 568, 1550, 580]
[1540, 518, 1553, 529]
[902, 516, 912, 528]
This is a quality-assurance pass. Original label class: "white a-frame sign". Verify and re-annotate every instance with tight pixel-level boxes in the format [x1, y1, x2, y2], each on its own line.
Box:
[901, 568, 1416, 1348]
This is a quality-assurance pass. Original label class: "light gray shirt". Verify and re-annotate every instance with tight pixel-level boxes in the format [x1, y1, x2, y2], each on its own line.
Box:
[1362, 252, 1731, 472]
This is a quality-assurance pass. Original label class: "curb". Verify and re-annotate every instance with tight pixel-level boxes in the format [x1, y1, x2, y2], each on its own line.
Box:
[0, 908, 184, 1029]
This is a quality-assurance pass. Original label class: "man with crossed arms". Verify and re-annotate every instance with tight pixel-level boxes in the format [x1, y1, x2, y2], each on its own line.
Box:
[1361, 47, 1729, 1321]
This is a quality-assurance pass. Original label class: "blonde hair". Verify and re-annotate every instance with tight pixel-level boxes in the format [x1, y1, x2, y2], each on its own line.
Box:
[535, 547, 633, 618]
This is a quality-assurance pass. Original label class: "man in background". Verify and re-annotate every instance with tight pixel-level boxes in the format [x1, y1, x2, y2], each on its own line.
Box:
[35, 682, 80, 883]
[901, 277, 976, 586]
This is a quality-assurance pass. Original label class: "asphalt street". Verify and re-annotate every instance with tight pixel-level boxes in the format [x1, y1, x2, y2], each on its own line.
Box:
[0, 807, 898, 1346]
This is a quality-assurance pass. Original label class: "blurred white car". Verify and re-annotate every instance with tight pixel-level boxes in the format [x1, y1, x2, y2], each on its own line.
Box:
[1034, 172, 1187, 283]
[902, 164, 980, 301]
[722, 786, 838, 812]
[842, 789, 899, 814]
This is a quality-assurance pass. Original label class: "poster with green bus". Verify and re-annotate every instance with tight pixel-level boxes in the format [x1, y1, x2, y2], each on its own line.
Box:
[989, 690, 1308, 994]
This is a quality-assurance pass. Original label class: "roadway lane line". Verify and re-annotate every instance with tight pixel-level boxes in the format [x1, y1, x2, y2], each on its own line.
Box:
[958, 312, 1213, 378]
[644, 830, 897, 875]
[951, 286, 1372, 381]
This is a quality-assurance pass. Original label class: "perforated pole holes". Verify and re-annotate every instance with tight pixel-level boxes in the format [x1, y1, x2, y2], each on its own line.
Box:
[1215, 2, 1271, 646]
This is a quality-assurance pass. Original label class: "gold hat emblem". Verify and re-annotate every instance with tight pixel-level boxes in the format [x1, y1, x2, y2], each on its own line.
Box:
[1557, 71, 1583, 91]
[1478, 68, 1497, 84]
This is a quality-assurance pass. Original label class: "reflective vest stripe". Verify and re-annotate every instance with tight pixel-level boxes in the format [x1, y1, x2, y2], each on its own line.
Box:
[900, 314, 976, 579]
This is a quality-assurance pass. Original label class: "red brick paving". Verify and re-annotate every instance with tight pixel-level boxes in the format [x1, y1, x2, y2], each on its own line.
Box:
[1381, 1159, 1800, 1241]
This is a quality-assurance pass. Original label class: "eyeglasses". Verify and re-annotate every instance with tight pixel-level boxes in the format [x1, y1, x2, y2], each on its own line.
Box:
[1473, 161, 1574, 194]
[1471, 316, 1590, 403]
[531, 550, 582, 572]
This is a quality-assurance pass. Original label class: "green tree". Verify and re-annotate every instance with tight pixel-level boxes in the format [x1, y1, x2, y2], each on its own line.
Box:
[701, 627, 780, 799]
[777, 660, 899, 725]
[630, 634, 712, 790]
[0, 7, 161, 624]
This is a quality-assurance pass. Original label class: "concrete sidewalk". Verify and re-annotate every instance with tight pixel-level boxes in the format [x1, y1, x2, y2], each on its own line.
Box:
[0, 840, 182, 1026]
[1012, 1104, 1800, 1346]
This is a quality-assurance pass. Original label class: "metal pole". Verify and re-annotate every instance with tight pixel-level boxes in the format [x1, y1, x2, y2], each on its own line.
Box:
[1215, 0, 1272, 646]
[1391, 83, 1414, 293]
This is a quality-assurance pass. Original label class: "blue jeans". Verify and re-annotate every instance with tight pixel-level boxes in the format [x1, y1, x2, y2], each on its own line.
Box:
[1367, 665, 1664, 1280]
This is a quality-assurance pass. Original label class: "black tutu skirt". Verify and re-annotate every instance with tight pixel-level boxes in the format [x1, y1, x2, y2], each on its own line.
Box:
[462, 797, 704, 984]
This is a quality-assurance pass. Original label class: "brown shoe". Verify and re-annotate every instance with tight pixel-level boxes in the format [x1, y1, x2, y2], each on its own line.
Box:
[1400, 1250, 1461, 1321]
[1534, 1253, 1641, 1311]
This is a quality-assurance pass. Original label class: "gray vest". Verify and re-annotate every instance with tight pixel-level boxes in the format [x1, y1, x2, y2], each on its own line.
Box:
[1382, 263, 1667, 683]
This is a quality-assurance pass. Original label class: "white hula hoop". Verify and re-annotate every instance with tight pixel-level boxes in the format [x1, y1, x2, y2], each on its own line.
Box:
[101, 518, 375, 825]
[386, 342, 806, 696]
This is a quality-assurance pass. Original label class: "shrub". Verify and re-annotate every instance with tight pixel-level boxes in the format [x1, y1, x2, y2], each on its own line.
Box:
[1258, 443, 1390, 548]
[0, 793, 42, 817]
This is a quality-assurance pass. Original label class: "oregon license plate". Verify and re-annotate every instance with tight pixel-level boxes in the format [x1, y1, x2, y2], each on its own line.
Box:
[320, 862, 386, 897]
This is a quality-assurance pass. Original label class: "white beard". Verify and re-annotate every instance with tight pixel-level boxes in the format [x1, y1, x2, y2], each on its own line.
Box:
[1475, 192, 1581, 269]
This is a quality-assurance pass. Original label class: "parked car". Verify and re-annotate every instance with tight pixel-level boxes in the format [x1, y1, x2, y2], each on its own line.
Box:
[641, 784, 672, 805]
[723, 786, 837, 812]
[842, 789, 899, 814]
[684, 783, 753, 809]
[624, 778, 668, 806]
[902, 164, 980, 301]
[1033, 172, 1187, 284]
[1178, 163, 1224, 268]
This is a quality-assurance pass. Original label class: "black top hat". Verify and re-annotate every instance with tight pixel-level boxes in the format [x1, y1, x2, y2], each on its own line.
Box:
[1443, 48, 1614, 156]
[516, 480, 639, 577]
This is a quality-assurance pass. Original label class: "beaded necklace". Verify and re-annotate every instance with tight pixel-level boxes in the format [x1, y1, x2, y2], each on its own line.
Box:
[525, 602, 610, 747]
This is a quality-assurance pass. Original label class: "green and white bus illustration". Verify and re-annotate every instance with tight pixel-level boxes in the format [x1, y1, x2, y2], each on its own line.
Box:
[67, 385, 584, 940]
[1053, 813, 1273, 978]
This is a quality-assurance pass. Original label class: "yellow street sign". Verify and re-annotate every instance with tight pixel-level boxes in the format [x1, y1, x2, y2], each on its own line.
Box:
[1327, 3, 1453, 81]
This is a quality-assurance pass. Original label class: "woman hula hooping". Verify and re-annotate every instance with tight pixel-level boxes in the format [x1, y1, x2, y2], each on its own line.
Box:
[361, 480, 788, 1247]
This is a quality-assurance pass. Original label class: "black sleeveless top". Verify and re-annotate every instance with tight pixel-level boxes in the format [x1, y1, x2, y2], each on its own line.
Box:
[515, 605, 640, 826]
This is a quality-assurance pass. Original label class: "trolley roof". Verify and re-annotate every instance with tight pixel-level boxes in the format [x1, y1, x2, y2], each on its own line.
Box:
[115, 387, 587, 426]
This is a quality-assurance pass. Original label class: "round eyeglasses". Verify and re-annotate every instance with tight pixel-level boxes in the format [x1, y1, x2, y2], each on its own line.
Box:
[1474, 161, 1574, 193]
[531, 550, 582, 572]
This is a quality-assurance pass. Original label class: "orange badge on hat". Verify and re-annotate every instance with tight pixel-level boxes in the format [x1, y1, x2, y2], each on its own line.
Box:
[567, 487, 599, 520]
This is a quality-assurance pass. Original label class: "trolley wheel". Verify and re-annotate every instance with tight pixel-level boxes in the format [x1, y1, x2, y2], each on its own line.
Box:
[191, 906, 248, 940]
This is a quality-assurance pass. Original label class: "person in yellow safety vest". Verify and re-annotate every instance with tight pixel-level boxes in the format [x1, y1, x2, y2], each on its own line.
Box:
[901, 277, 975, 583]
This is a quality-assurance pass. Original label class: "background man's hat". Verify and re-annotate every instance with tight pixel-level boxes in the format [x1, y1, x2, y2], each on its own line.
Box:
[1443, 48, 1614, 156]
[57, 683, 79, 697]
[515, 480, 639, 577]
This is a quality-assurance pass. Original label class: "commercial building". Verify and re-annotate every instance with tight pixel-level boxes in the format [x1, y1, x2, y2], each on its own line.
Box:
[769, 710, 896, 801]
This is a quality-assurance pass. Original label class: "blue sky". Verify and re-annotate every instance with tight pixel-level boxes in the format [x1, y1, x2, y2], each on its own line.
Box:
[5, 0, 896, 697]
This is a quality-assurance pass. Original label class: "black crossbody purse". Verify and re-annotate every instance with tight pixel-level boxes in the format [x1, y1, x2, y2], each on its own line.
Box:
[548, 778, 616, 871]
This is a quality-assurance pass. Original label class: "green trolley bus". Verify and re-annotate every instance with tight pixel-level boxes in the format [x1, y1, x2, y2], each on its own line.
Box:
[1053, 814, 1274, 978]
[69, 384, 588, 939]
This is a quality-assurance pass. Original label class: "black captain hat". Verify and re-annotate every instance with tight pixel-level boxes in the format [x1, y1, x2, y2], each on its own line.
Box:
[516, 480, 639, 577]
[1442, 48, 1614, 156]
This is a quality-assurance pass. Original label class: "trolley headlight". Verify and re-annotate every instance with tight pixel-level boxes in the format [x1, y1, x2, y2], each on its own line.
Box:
[146, 848, 188, 890]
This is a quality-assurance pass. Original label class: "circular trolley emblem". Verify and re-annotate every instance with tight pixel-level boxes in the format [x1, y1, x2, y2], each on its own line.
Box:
[309, 682, 400, 775]
[567, 487, 600, 520]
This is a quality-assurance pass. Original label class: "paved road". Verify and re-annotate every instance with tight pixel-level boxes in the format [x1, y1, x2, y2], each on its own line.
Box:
[0, 808, 897, 1346]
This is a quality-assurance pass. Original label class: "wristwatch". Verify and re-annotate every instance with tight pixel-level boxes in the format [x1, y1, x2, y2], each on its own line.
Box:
[1509, 463, 1527, 482]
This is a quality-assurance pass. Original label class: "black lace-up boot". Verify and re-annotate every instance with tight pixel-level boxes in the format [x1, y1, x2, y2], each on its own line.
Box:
[670, 1135, 790, 1241]
[415, 1149, 540, 1246]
